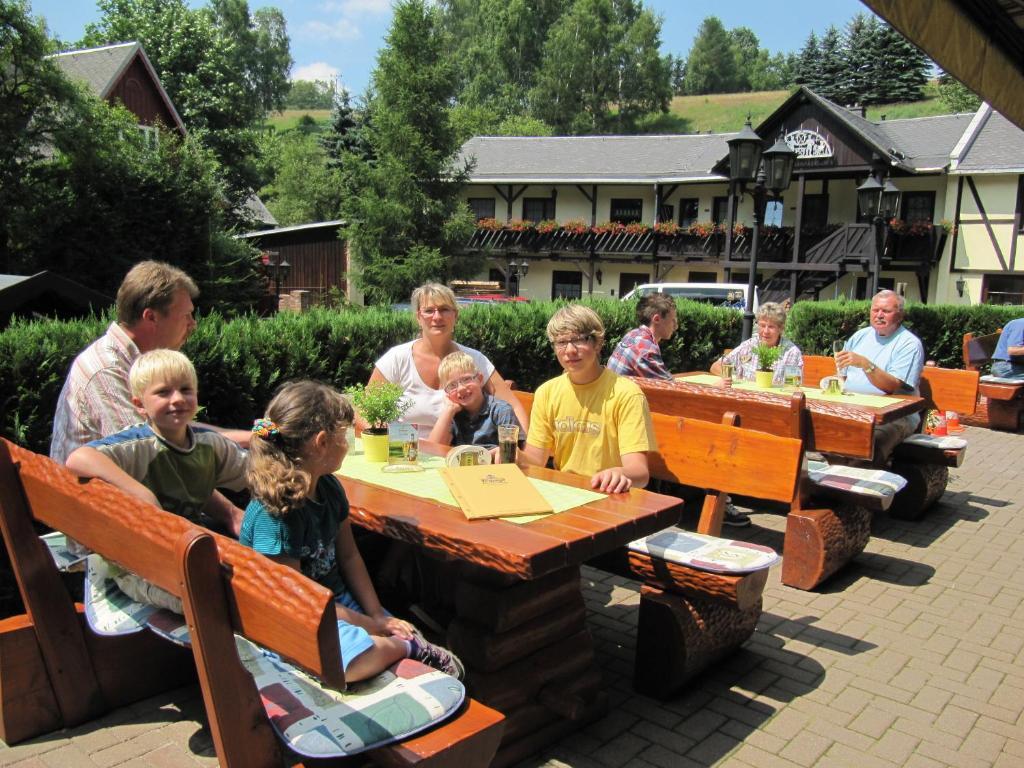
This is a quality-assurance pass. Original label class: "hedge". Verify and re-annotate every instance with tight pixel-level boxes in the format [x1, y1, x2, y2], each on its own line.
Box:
[1, 299, 1020, 457]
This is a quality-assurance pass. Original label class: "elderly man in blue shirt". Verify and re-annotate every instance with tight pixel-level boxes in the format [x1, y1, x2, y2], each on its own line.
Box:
[835, 290, 924, 466]
[990, 317, 1024, 379]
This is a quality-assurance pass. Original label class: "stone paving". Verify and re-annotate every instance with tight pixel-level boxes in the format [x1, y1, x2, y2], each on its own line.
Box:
[1, 424, 1021, 767]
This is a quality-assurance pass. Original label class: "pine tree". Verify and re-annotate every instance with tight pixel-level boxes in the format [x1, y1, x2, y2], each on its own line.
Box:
[338, 0, 477, 303]
[816, 26, 846, 102]
[876, 21, 930, 103]
[793, 31, 820, 90]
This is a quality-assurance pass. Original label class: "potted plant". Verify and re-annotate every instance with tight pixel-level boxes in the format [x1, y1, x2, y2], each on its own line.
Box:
[344, 382, 411, 462]
[754, 343, 782, 388]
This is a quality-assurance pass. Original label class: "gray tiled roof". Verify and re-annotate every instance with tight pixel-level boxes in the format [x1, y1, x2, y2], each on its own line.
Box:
[955, 108, 1024, 172]
[877, 114, 975, 171]
[459, 134, 733, 183]
[50, 42, 138, 99]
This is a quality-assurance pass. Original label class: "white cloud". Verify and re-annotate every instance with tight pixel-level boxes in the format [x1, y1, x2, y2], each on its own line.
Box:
[291, 62, 341, 83]
[318, 0, 390, 14]
[300, 18, 361, 41]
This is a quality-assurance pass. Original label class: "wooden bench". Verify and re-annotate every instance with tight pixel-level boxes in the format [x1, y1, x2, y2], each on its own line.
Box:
[801, 354, 973, 517]
[511, 390, 807, 696]
[0, 439, 504, 768]
[618, 380, 891, 590]
[963, 330, 1024, 431]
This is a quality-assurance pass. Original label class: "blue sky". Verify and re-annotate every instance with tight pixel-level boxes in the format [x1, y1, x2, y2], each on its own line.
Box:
[30, 0, 870, 99]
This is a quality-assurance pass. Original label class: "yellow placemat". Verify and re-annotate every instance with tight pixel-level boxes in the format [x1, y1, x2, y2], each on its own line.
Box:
[674, 373, 899, 409]
[336, 445, 606, 524]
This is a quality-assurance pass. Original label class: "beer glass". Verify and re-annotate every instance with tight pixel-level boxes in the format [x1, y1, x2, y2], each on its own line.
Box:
[497, 425, 519, 464]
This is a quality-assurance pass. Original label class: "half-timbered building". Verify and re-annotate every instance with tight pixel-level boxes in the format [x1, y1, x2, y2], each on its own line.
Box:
[456, 87, 1024, 307]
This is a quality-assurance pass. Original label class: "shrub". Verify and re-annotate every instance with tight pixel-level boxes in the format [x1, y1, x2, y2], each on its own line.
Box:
[3, 299, 1020, 456]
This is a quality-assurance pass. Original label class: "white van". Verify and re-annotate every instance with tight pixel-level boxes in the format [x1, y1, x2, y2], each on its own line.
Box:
[620, 282, 759, 312]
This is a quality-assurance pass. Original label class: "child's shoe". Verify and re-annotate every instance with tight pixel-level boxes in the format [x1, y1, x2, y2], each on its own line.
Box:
[411, 637, 465, 680]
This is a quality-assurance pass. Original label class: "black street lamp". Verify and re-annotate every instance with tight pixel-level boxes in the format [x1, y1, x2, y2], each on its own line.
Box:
[505, 256, 530, 297]
[857, 173, 901, 296]
[726, 121, 797, 340]
[262, 250, 291, 302]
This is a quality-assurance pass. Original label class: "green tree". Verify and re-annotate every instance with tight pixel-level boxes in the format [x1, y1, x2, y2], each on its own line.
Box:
[531, 0, 669, 133]
[728, 26, 760, 92]
[683, 16, 738, 95]
[260, 131, 343, 225]
[793, 31, 820, 90]
[339, 0, 477, 304]
[285, 79, 337, 110]
[81, 0, 292, 219]
[816, 26, 846, 103]
[668, 53, 686, 95]
[937, 73, 981, 113]
[875, 21, 930, 103]
[0, 0, 80, 272]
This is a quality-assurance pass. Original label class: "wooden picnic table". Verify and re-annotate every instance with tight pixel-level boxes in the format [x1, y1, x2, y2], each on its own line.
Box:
[669, 372, 925, 459]
[336, 444, 682, 768]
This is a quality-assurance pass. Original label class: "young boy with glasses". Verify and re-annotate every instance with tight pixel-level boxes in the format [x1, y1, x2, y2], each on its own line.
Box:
[520, 305, 655, 493]
[428, 351, 524, 452]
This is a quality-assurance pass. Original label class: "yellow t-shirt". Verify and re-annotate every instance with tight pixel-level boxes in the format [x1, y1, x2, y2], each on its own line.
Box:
[527, 368, 656, 478]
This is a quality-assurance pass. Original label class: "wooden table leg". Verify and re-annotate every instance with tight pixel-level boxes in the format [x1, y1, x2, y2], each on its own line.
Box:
[443, 564, 607, 768]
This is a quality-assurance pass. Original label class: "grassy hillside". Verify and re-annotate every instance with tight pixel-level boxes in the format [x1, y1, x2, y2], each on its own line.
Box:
[265, 87, 952, 137]
[266, 109, 332, 132]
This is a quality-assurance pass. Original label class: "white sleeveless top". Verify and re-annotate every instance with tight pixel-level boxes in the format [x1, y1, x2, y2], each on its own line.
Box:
[374, 340, 496, 438]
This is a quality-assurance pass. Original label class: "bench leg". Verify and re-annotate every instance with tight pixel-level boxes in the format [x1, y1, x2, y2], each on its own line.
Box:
[633, 585, 761, 700]
[986, 399, 1023, 431]
[782, 506, 871, 591]
[888, 463, 949, 520]
[0, 614, 62, 744]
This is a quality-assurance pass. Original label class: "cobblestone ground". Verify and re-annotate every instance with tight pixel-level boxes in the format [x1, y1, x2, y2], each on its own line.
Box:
[1, 425, 1021, 767]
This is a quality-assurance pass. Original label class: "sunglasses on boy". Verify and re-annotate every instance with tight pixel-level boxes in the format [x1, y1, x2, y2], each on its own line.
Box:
[443, 374, 479, 393]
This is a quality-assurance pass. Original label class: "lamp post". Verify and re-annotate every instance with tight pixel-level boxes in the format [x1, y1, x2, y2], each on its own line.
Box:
[856, 173, 901, 296]
[726, 121, 797, 340]
[261, 250, 291, 302]
[505, 256, 529, 297]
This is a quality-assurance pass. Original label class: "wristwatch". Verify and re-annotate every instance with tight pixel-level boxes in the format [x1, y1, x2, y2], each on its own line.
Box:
[865, 362, 877, 374]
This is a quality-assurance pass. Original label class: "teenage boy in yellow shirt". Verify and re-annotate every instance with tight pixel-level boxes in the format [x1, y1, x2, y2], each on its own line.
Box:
[519, 305, 655, 493]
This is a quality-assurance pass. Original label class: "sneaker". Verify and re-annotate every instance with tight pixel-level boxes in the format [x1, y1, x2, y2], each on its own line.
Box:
[411, 637, 465, 680]
[723, 502, 751, 528]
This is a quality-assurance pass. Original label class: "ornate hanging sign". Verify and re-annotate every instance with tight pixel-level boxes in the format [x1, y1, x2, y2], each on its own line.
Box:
[784, 128, 834, 159]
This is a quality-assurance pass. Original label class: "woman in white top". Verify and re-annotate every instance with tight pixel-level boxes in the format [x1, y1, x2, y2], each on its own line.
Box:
[368, 283, 529, 439]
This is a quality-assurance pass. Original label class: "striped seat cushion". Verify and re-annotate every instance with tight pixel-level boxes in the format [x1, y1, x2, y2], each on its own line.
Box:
[807, 460, 907, 499]
[900, 434, 968, 451]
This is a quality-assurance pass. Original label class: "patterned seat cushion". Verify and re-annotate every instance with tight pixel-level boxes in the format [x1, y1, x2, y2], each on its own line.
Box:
[807, 460, 907, 499]
[900, 434, 968, 451]
[236, 635, 466, 758]
[628, 527, 779, 574]
[84, 555, 190, 645]
[980, 375, 1024, 385]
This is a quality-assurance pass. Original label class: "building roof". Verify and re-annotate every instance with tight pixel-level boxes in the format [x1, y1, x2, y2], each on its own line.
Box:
[459, 134, 733, 184]
[241, 194, 279, 228]
[49, 42, 186, 135]
[461, 87, 1024, 185]
[0, 272, 112, 325]
[876, 113, 976, 172]
[951, 104, 1024, 174]
[236, 220, 345, 239]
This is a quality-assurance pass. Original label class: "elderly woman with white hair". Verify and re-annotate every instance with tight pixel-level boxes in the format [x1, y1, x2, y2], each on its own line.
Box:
[368, 282, 528, 438]
[710, 302, 804, 386]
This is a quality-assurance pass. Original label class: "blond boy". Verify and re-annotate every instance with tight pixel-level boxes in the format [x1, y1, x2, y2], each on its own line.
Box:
[66, 350, 247, 529]
[519, 305, 655, 493]
[428, 351, 523, 451]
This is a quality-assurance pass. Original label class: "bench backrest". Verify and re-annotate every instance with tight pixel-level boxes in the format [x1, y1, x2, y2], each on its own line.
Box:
[802, 354, 978, 415]
[0, 439, 344, 689]
[647, 411, 802, 505]
[512, 389, 803, 534]
[633, 377, 805, 439]
[963, 330, 1001, 370]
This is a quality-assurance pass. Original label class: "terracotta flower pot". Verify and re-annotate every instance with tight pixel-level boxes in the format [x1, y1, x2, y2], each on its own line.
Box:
[362, 430, 390, 463]
[754, 370, 775, 389]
